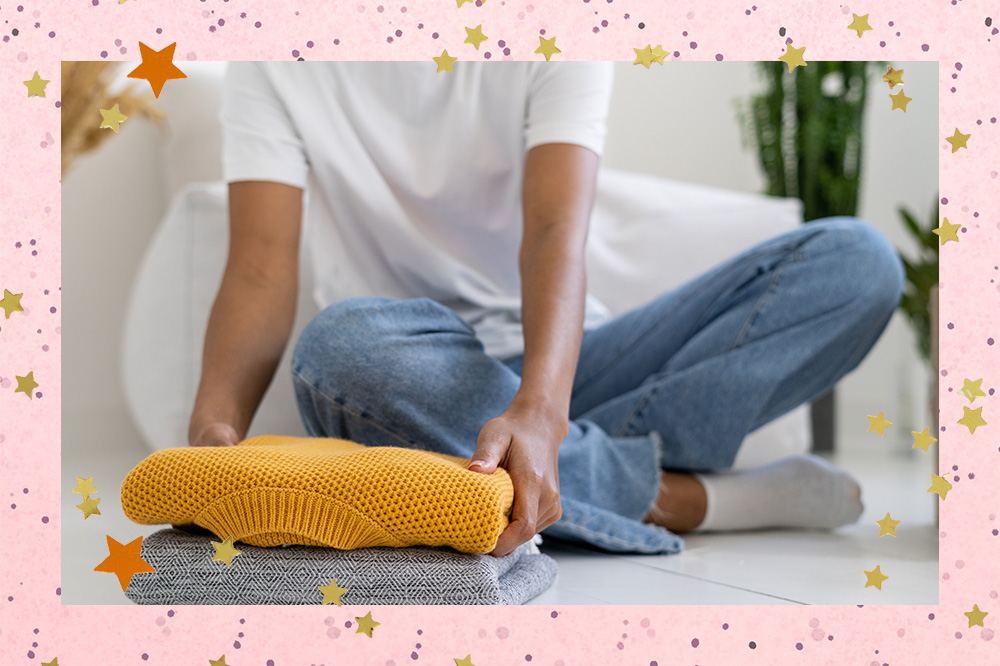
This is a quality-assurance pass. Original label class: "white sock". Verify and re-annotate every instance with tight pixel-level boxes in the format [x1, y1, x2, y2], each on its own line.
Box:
[692, 454, 864, 532]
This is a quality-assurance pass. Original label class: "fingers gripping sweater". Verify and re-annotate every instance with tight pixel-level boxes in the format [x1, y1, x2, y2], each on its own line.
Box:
[121, 436, 515, 554]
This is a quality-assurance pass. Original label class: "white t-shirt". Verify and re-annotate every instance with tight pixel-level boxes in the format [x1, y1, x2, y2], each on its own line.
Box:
[221, 62, 615, 359]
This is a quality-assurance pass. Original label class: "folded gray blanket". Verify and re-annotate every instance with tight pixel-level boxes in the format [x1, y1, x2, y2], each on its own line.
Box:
[126, 528, 557, 605]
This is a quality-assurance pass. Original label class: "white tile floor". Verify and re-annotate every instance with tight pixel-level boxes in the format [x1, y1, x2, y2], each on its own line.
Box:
[62, 407, 938, 606]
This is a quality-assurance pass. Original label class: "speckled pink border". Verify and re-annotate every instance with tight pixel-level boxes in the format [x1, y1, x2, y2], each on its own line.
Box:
[2, 1, 998, 664]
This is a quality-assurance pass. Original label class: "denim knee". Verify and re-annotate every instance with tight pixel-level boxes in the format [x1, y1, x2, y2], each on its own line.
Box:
[806, 217, 905, 316]
[291, 296, 470, 395]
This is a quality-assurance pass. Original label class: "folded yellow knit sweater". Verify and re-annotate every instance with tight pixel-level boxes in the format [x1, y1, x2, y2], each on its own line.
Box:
[121, 436, 514, 554]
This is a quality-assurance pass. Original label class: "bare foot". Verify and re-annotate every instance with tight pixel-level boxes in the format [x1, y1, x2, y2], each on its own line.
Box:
[642, 471, 708, 532]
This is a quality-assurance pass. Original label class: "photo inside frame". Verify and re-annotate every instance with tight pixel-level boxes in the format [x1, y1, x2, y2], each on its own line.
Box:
[60, 59, 939, 606]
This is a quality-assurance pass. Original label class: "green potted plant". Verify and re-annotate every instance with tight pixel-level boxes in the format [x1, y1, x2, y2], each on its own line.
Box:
[896, 198, 940, 365]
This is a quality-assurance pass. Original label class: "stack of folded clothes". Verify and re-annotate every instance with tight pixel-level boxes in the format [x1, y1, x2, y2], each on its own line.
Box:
[121, 436, 558, 605]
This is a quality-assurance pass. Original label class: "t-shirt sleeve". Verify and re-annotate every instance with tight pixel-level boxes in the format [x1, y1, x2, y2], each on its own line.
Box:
[523, 62, 614, 157]
[220, 62, 310, 189]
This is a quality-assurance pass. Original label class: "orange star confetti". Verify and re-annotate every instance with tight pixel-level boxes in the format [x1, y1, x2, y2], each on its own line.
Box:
[127, 42, 187, 98]
[94, 535, 155, 592]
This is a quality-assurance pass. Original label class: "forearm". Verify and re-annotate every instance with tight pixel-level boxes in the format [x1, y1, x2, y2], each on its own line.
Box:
[514, 143, 598, 421]
[515, 229, 586, 419]
[188, 269, 298, 443]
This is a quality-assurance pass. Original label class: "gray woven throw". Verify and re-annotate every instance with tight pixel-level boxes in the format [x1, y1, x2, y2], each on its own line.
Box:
[126, 528, 557, 605]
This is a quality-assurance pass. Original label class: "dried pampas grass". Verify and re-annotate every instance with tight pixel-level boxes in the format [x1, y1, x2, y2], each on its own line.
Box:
[60, 61, 167, 176]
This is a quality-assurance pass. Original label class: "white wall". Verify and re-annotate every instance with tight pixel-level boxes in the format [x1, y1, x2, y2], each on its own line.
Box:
[62, 61, 938, 457]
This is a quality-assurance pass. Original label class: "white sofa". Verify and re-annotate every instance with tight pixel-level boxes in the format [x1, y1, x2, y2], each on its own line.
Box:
[120, 63, 811, 469]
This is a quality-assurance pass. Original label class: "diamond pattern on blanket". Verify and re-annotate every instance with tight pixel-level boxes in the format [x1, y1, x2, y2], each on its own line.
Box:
[126, 529, 557, 605]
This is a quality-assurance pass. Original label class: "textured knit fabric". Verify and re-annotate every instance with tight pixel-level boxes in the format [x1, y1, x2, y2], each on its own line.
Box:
[125, 528, 557, 605]
[121, 435, 514, 554]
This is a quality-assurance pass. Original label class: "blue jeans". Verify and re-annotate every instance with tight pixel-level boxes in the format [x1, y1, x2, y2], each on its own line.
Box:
[291, 217, 904, 553]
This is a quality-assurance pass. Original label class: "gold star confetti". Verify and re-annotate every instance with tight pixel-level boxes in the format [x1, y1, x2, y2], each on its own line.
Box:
[355, 611, 380, 637]
[961, 378, 986, 403]
[1, 289, 24, 318]
[866, 410, 892, 437]
[74, 476, 98, 497]
[535, 36, 561, 62]
[94, 535, 155, 592]
[464, 25, 488, 50]
[882, 65, 904, 88]
[911, 428, 937, 453]
[99, 103, 129, 133]
[77, 496, 102, 520]
[966, 604, 989, 628]
[456, 0, 475, 6]
[15, 371, 38, 399]
[208, 656, 230, 666]
[120, 0, 137, 4]
[777, 43, 807, 72]
[876, 512, 900, 536]
[42, 659, 59, 666]
[126, 42, 187, 98]
[433, 49, 458, 73]
[632, 45, 656, 69]
[319, 577, 349, 606]
[958, 406, 987, 435]
[848, 13, 873, 38]
[23, 71, 49, 98]
[455, 656, 476, 666]
[650, 44, 669, 64]
[864, 565, 888, 590]
[932, 217, 960, 244]
[212, 537, 242, 567]
[889, 88, 912, 112]
[945, 127, 970, 153]
[928, 473, 953, 500]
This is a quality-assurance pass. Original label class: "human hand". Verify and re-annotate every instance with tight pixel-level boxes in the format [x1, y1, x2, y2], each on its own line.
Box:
[469, 401, 567, 557]
[190, 422, 240, 447]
